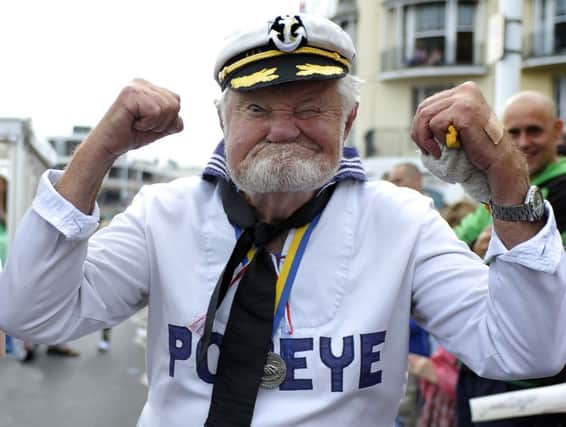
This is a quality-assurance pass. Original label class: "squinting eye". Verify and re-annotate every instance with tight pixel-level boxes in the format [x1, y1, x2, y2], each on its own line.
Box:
[247, 104, 265, 114]
[295, 109, 321, 119]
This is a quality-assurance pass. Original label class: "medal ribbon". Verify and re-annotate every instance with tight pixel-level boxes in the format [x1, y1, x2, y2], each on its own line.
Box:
[235, 213, 321, 336]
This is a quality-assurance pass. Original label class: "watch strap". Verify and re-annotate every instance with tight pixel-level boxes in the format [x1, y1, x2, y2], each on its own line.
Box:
[489, 186, 545, 222]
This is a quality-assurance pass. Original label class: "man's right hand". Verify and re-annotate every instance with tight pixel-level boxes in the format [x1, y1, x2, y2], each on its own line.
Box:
[88, 79, 184, 158]
[55, 79, 183, 214]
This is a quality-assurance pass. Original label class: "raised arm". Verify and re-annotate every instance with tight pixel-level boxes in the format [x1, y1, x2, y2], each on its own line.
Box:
[0, 79, 183, 343]
[57, 78, 183, 213]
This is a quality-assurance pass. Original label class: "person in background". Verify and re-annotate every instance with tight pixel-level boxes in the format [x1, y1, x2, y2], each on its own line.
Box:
[390, 162, 423, 193]
[408, 347, 459, 427]
[98, 328, 111, 353]
[390, 161, 431, 427]
[440, 199, 477, 228]
[1, 13, 566, 427]
[390, 161, 444, 209]
[455, 91, 566, 427]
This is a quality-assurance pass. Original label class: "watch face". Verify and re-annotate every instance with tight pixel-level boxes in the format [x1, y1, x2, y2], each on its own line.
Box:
[526, 186, 545, 220]
[532, 187, 545, 216]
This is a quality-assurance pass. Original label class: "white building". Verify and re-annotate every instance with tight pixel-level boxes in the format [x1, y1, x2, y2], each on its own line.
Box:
[0, 118, 56, 249]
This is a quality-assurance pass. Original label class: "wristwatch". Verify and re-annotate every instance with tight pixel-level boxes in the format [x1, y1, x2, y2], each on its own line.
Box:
[489, 185, 546, 222]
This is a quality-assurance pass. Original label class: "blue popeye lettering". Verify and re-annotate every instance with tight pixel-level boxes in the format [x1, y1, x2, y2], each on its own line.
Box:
[320, 335, 355, 392]
[168, 324, 191, 377]
[197, 332, 223, 384]
[280, 337, 314, 390]
[167, 324, 387, 392]
[359, 331, 386, 388]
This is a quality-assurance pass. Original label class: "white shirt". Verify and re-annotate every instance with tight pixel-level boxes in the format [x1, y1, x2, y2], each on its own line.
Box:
[1, 170, 565, 426]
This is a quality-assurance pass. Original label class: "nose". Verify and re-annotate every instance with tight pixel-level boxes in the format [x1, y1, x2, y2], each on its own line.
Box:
[265, 113, 301, 143]
[515, 131, 530, 150]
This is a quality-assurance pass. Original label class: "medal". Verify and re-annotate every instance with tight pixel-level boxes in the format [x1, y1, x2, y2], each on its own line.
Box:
[260, 351, 286, 389]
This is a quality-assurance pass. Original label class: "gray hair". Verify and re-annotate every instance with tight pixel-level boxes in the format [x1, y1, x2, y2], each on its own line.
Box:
[215, 74, 363, 125]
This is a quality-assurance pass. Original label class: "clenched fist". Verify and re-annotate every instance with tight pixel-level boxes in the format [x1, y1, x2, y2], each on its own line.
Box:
[55, 79, 184, 214]
[89, 79, 184, 157]
[411, 81, 529, 207]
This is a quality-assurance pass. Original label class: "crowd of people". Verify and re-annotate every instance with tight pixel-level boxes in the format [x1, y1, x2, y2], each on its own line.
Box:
[1, 11, 566, 427]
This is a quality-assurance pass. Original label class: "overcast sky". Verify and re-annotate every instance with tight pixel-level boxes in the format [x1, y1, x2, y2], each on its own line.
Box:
[0, 0, 335, 167]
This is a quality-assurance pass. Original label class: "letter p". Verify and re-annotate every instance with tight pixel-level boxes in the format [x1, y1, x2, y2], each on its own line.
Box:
[168, 324, 192, 377]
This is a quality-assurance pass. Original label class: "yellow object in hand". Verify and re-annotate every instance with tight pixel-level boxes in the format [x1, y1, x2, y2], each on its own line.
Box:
[446, 125, 461, 149]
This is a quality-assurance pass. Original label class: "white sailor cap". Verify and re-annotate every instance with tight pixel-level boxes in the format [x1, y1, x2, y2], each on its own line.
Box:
[214, 13, 356, 91]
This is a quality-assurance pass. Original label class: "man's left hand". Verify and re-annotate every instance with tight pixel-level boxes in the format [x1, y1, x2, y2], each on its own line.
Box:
[411, 81, 529, 207]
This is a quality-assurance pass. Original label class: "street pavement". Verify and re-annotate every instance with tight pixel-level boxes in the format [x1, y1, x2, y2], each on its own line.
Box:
[0, 312, 148, 427]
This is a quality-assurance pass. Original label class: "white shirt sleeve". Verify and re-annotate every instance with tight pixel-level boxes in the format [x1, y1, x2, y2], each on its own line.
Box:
[485, 201, 563, 273]
[0, 170, 149, 344]
[413, 200, 566, 380]
[32, 169, 100, 239]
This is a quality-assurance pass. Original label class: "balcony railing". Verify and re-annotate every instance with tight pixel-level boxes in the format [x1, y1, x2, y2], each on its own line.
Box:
[381, 44, 485, 73]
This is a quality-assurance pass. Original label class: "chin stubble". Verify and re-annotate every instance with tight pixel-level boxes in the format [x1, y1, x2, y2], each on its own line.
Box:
[227, 143, 340, 193]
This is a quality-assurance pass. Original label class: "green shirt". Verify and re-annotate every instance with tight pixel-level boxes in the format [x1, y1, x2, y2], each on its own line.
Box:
[454, 157, 566, 247]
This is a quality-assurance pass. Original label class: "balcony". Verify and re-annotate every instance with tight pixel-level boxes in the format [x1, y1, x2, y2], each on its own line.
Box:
[379, 45, 487, 81]
[523, 30, 566, 69]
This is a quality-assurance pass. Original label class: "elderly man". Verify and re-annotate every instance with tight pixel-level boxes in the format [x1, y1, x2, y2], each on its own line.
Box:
[1, 13, 566, 427]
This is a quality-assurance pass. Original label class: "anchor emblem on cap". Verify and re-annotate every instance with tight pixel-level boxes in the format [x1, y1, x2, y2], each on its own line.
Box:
[269, 15, 307, 52]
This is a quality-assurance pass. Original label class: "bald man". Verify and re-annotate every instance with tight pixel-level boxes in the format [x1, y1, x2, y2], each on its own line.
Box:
[455, 91, 566, 247]
[505, 91, 564, 175]
[389, 162, 423, 193]
[456, 91, 566, 427]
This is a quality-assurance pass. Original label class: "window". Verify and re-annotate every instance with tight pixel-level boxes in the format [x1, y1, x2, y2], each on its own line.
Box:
[456, 1, 475, 64]
[98, 189, 121, 204]
[403, 0, 477, 67]
[532, 0, 566, 55]
[64, 139, 80, 156]
[406, 3, 446, 66]
[555, 0, 566, 51]
[364, 129, 377, 157]
[554, 75, 566, 125]
[108, 167, 121, 178]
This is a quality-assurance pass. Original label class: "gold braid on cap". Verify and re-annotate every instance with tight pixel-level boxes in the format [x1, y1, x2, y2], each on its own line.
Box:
[218, 46, 351, 84]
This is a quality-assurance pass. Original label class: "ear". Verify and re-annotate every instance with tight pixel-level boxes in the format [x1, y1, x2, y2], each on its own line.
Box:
[343, 102, 358, 141]
[217, 108, 225, 133]
[553, 118, 564, 143]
